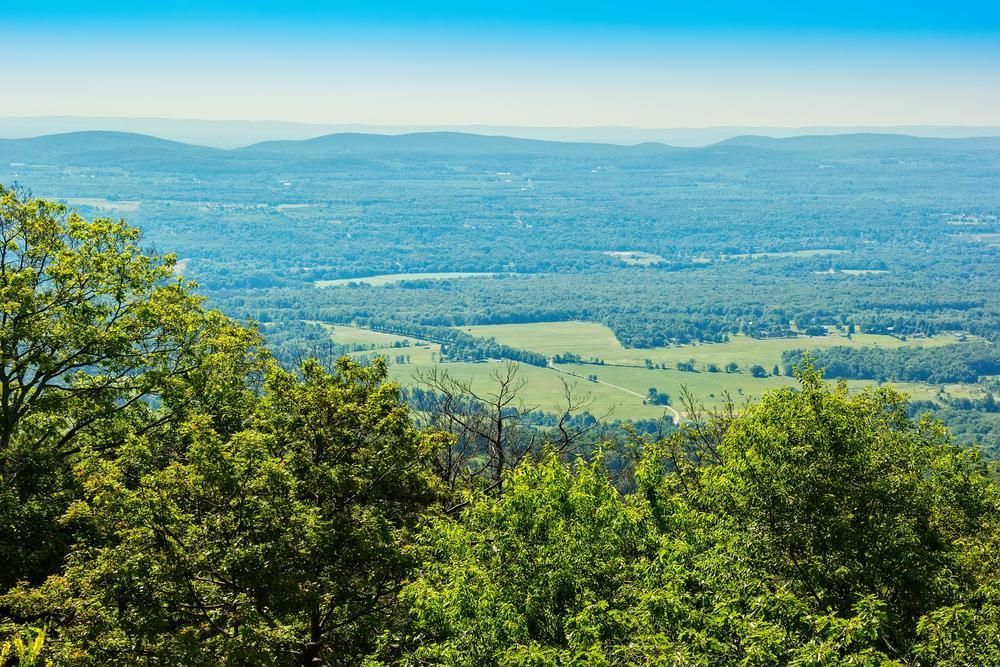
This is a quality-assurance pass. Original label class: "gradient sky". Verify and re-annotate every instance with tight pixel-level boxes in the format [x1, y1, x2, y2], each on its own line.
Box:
[2, 1, 999, 127]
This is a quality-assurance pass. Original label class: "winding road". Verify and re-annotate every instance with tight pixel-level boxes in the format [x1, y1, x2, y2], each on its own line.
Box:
[546, 360, 681, 424]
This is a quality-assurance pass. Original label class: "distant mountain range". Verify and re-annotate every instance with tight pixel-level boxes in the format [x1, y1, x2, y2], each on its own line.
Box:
[1, 130, 998, 169]
[0, 132, 224, 169]
[717, 133, 1000, 152]
[238, 131, 677, 157]
[2, 116, 999, 149]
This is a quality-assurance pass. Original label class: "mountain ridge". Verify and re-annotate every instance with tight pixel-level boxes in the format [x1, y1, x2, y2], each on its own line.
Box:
[2, 116, 1000, 148]
[237, 131, 681, 156]
[717, 133, 1000, 151]
[1, 130, 998, 165]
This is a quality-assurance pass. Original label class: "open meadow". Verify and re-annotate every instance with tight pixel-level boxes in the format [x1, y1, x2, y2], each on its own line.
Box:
[315, 272, 507, 287]
[327, 320, 982, 421]
[461, 321, 962, 369]
[317, 323, 426, 347]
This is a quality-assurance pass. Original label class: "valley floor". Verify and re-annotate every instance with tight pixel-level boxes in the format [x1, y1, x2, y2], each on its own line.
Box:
[325, 321, 984, 422]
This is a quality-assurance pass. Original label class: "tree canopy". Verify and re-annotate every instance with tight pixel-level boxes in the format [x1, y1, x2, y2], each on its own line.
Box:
[376, 369, 1000, 665]
[0, 189, 999, 665]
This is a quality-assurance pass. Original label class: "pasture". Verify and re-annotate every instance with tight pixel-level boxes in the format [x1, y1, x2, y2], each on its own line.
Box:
[328, 322, 675, 420]
[460, 321, 961, 370]
[390, 355, 676, 422]
[382, 351, 956, 421]
[62, 197, 141, 212]
[603, 250, 665, 266]
[320, 323, 426, 347]
[314, 272, 508, 287]
[321, 320, 981, 422]
[721, 248, 847, 260]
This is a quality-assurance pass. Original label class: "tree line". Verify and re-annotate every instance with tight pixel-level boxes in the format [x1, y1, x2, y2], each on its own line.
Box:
[783, 343, 1000, 384]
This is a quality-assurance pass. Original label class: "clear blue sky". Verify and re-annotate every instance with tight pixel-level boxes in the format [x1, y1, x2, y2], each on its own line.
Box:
[3, 1, 998, 126]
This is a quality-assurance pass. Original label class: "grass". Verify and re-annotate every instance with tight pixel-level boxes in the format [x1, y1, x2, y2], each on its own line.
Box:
[814, 269, 889, 275]
[387, 355, 676, 422]
[603, 251, 665, 266]
[327, 324, 674, 420]
[318, 323, 425, 348]
[317, 321, 984, 422]
[550, 362, 907, 410]
[556, 362, 793, 403]
[460, 321, 961, 370]
[62, 197, 141, 212]
[383, 354, 966, 421]
[461, 322, 622, 360]
[314, 272, 508, 288]
[721, 248, 847, 260]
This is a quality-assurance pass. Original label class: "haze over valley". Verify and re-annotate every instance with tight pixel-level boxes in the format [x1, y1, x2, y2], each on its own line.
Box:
[4, 127, 999, 448]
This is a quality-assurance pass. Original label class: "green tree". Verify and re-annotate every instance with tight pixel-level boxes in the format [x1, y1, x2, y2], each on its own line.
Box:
[701, 365, 999, 657]
[383, 452, 666, 665]
[9, 358, 440, 665]
[382, 366, 1000, 665]
[0, 185, 259, 591]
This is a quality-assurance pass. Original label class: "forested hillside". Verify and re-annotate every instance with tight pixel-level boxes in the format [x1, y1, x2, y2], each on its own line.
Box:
[3, 131, 1000, 445]
[5, 131, 999, 344]
[2, 188, 1000, 665]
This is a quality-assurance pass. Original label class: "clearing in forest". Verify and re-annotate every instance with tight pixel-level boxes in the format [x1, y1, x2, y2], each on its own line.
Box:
[318, 323, 426, 348]
[314, 272, 509, 287]
[603, 251, 665, 266]
[460, 321, 960, 369]
[317, 321, 981, 421]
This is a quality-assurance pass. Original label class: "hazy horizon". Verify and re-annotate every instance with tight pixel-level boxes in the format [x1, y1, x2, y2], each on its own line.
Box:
[3, 115, 1000, 149]
[3, 2, 999, 128]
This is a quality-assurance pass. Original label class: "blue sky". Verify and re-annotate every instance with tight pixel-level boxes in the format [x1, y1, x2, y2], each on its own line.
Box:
[2, 2, 999, 126]
[7, 1, 1000, 32]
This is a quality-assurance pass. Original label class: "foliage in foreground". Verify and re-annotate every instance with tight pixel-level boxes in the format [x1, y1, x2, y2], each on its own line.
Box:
[377, 371, 1000, 665]
[3, 358, 440, 666]
[1, 188, 1000, 665]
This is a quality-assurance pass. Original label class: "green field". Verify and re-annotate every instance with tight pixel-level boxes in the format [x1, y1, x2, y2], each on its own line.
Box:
[603, 250, 665, 266]
[460, 321, 960, 369]
[814, 268, 889, 275]
[314, 272, 507, 287]
[721, 248, 847, 260]
[62, 197, 141, 212]
[397, 356, 675, 422]
[320, 320, 982, 422]
[320, 323, 426, 347]
[329, 327, 673, 421]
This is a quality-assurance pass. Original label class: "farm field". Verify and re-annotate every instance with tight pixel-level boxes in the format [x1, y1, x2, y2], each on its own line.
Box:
[329, 324, 674, 420]
[720, 248, 847, 260]
[61, 197, 141, 212]
[398, 355, 675, 422]
[460, 321, 962, 369]
[342, 341, 673, 421]
[814, 268, 889, 275]
[319, 323, 427, 347]
[603, 250, 665, 266]
[314, 272, 507, 287]
[552, 361, 948, 409]
[326, 321, 980, 421]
